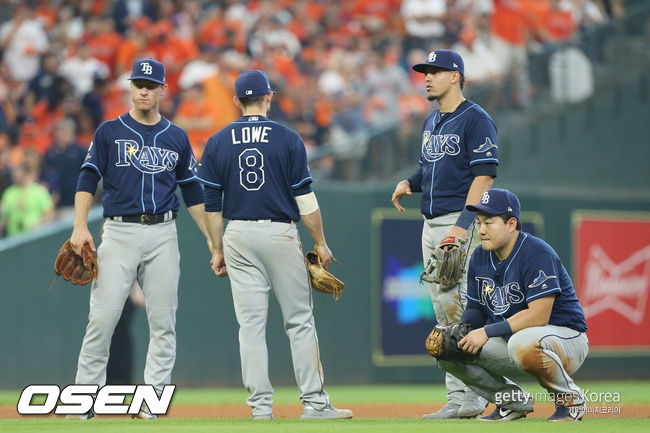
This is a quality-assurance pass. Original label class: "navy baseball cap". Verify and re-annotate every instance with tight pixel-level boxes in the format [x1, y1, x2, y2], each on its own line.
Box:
[412, 49, 464, 75]
[466, 188, 520, 220]
[235, 70, 274, 99]
[129, 58, 166, 85]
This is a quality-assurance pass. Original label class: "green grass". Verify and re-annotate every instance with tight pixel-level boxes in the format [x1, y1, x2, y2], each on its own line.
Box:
[0, 418, 649, 433]
[1, 381, 649, 405]
[1, 382, 648, 432]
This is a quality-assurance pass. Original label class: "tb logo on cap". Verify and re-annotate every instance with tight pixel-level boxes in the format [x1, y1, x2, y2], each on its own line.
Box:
[427, 52, 437, 63]
[141, 62, 153, 75]
[481, 191, 490, 204]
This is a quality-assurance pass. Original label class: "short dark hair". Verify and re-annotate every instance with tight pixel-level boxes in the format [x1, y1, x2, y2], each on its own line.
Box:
[497, 213, 521, 230]
[477, 211, 521, 230]
[238, 94, 266, 108]
[459, 74, 465, 90]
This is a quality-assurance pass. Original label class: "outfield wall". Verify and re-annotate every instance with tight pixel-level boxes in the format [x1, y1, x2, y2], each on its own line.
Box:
[1, 185, 649, 388]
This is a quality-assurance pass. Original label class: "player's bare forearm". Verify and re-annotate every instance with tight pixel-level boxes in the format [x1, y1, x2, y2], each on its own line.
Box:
[391, 179, 412, 212]
[301, 208, 333, 267]
[465, 175, 493, 209]
[447, 176, 493, 240]
[71, 191, 96, 254]
[204, 211, 227, 277]
[507, 295, 556, 333]
[187, 203, 212, 250]
[204, 211, 224, 254]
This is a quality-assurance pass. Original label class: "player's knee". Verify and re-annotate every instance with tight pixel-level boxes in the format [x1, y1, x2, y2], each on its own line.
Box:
[507, 329, 542, 373]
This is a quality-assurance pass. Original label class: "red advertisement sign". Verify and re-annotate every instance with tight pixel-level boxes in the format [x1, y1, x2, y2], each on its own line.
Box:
[575, 214, 650, 349]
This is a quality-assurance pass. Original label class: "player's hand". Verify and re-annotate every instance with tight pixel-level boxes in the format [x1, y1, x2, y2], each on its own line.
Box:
[211, 251, 227, 277]
[314, 243, 333, 270]
[458, 328, 488, 355]
[441, 226, 467, 250]
[70, 227, 95, 255]
[391, 180, 412, 212]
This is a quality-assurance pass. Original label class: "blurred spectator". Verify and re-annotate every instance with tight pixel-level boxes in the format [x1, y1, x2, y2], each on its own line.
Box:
[58, 42, 110, 98]
[40, 117, 87, 211]
[26, 52, 66, 110]
[112, 0, 157, 35]
[0, 161, 54, 237]
[400, 0, 448, 53]
[490, 0, 532, 107]
[0, 144, 11, 198]
[82, 16, 124, 77]
[0, 4, 49, 83]
[173, 82, 221, 160]
[82, 77, 108, 129]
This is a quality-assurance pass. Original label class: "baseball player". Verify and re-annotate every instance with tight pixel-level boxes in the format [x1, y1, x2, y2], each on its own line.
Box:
[197, 70, 353, 420]
[391, 49, 496, 418]
[68, 58, 210, 419]
[438, 188, 588, 422]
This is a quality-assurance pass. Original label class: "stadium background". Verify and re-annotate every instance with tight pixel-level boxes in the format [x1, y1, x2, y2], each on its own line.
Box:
[0, 0, 649, 423]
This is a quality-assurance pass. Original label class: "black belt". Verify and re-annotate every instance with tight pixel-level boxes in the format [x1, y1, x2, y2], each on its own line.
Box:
[110, 210, 177, 225]
[233, 218, 292, 224]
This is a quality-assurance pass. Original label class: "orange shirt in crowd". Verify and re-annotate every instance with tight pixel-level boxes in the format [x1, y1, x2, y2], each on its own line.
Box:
[491, 0, 531, 46]
[84, 30, 124, 75]
[539, 6, 576, 41]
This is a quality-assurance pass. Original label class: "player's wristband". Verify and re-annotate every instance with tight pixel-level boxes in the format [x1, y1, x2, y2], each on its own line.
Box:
[484, 320, 513, 338]
[455, 208, 476, 230]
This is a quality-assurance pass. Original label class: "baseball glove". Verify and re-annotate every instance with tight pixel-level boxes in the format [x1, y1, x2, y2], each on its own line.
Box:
[420, 236, 467, 287]
[425, 322, 480, 362]
[50, 240, 98, 289]
[305, 251, 344, 301]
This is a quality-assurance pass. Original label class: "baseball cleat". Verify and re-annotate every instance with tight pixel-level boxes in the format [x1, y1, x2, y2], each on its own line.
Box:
[547, 403, 586, 422]
[478, 406, 531, 421]
[252, 413, 274, 420]
[132, 402, 157, 419]
[458, 393, 488, 418]
[66, 408, 95, 420]
[301, 403, 353, 419]
[422, 402, 460, 419]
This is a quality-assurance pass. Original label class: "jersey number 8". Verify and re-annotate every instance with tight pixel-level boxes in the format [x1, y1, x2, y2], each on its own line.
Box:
[238, 148, 265, 191]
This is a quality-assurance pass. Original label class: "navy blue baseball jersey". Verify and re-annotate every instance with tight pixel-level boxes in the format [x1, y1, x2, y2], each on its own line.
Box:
[408, 100, 499, 217]
[467, 231, 587, 332]
[81, 113, 198, 216]
[197, 115, 312, 221]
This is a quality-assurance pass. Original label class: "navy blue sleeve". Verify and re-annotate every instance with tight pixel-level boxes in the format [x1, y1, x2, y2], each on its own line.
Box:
[461, 303, 487, 330]
[196, 136, 222, 189]
[523, 251, 563, 303]
[471, 162, 497, 178]
[179, 180, 203, 207]
[76, 167, 101, 195]
[81, 123, 109, 176]
[407, 166, 423, 193]
[176, 130, 199, 184]
[467, 114, 498, 167]
[288, 130, 313, 192]
[293, 182, 313, 196]
[465, 253, 481, 305]
[203, 184, 223, 212]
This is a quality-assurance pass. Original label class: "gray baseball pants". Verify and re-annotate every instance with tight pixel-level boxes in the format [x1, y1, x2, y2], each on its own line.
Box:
[223, 220, 329, 417]
[439, 325, 589, 411]
[422, 211, 477, 406]
[75, 219, 179, 396]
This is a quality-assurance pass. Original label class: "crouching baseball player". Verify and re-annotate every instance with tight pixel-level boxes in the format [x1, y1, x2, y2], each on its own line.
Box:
[429, 188, 588, 422]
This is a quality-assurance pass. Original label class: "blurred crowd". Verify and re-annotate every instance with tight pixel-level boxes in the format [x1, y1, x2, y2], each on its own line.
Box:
[0, 0, 626, 238]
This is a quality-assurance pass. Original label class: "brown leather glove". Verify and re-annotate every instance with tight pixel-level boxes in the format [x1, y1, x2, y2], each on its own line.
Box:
[305, 251, 344, 301]
[53, 240, 98, 286]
